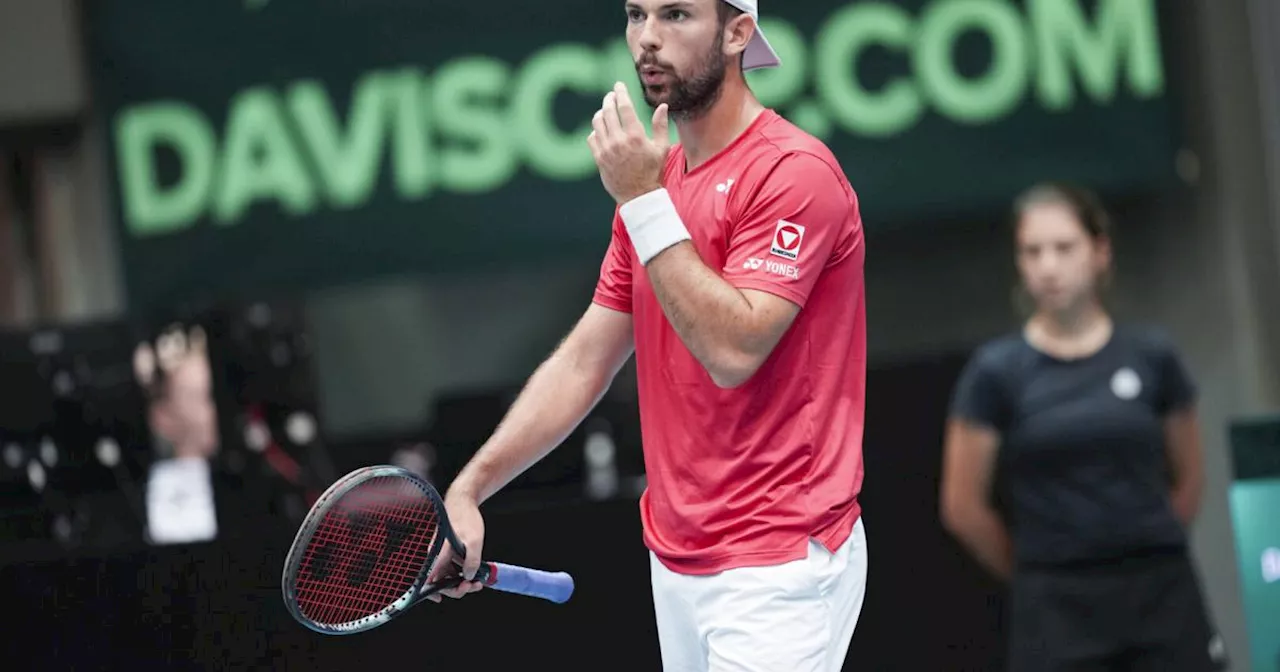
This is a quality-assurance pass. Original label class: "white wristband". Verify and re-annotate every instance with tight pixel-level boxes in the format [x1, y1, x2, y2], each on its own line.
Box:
[618, 188, 691, 265]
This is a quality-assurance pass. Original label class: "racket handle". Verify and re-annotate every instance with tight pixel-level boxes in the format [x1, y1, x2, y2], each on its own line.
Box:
[480, 562, 575, 604]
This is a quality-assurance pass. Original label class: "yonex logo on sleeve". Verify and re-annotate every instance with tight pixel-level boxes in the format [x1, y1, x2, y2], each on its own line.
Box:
[771, 221, 805, 260]
[743, 256, 799, 279]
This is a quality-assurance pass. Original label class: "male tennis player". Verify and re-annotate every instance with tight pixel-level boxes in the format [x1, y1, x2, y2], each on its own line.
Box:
[430, 1, 868, 668]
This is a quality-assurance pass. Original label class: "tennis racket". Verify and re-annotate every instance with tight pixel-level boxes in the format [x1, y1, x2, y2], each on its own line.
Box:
[281, 464, 575, 635]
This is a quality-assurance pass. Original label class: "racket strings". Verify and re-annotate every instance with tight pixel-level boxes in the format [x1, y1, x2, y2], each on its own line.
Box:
[292, 476, 441, 626]
[299, 493, 436, 623]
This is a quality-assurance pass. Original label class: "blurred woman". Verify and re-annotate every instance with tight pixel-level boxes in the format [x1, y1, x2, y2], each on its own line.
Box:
[940, 183, 1225, 671]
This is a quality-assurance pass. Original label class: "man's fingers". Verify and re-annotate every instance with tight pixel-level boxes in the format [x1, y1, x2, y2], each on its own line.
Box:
[612, 82, 641, 135]
[587, 131, 601, 161]
[600, 91, 623, 137]
[439, 581, 483, 600]
[652, 103, 671, 152]
[427, 546, 455, 583]
[460, 545, 482, 581]
[426, 552, 447, 582]
[591, 111, 608, 149]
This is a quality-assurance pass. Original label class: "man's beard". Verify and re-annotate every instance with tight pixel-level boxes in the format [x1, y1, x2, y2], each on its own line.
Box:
[636, 36, 729, 122]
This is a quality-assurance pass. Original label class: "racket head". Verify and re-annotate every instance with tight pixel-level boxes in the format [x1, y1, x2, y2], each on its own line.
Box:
[281, 465, 459, 634]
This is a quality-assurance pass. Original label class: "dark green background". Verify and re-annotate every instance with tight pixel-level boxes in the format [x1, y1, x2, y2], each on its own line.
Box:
[81, 0, 1187, 313]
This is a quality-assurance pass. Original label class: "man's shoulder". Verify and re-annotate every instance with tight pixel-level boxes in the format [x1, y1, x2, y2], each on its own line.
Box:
[755, 112, 845, 172]
[721, 112, 850, 196]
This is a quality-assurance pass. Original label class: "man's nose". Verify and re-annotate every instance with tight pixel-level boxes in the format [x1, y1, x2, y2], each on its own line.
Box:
[637, 16, 662, 51]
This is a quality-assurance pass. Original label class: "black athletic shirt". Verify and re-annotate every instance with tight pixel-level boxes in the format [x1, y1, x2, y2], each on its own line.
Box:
[950, 323, 1197, 567]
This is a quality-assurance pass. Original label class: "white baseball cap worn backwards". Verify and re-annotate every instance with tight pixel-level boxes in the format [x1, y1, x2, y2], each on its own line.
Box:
[720, 0, 781, 71]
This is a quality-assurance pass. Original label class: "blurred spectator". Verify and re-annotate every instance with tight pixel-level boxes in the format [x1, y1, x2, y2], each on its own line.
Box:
[133, 324, 220, 460]
[134, 324, 220, 545]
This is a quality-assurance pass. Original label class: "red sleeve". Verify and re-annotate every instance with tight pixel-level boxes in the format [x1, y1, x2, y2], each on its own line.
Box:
[592, 208, 634, 313]
[722, 153, 859, 308]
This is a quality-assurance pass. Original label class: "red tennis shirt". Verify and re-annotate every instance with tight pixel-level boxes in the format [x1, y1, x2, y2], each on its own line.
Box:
[592, 109, 867, 576]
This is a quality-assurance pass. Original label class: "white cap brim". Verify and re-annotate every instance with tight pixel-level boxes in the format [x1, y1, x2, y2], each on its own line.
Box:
[721, 0, 781, 71]
[742, 23, 781, 71]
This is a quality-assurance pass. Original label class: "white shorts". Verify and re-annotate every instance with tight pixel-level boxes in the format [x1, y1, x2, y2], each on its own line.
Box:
[648, 517, 868, 672]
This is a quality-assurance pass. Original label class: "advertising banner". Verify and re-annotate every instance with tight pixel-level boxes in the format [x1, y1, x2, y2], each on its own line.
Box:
[82, 0, 1185, 310]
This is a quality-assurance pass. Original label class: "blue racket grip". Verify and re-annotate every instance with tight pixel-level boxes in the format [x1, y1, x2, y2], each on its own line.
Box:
[482, 562, 575, 604]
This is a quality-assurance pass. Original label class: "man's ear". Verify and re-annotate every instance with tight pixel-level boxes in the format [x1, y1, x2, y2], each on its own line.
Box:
[723, 13, 756, 59]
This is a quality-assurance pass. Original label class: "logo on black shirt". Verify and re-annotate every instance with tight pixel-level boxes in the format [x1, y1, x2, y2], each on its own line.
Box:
[1110, 367, 1142, 400]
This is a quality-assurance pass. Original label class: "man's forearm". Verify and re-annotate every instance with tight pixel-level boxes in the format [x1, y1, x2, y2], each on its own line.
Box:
[618, 188, 780, 387]
[448, 349, 618, 505]
[645, 243, 764, 385]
